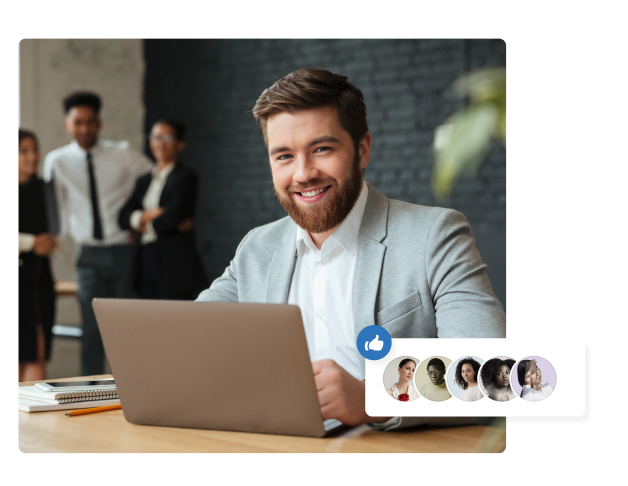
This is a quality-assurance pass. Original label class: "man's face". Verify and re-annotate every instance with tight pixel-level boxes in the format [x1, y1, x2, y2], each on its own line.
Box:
[427, 365, 445, 385]
[267, 106, 370, 235]
[64, 105, 101, 150]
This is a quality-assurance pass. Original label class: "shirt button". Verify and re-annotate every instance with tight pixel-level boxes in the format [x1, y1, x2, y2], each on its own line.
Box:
[320, 259, 326, 265]
[317, 311, 324, 319]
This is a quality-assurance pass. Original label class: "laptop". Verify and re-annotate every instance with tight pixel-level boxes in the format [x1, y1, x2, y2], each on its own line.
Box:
[92, 299, 343, 437]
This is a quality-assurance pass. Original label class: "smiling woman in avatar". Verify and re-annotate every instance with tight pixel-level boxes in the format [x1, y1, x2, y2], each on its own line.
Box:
[387, 358, 420, 401]
[480, 358, 516, 402]
[454, 357, 484, 401]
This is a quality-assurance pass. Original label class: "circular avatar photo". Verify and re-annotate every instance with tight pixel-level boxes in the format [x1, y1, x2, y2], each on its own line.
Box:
[383, 356, 421, 402]
[415, 356, 452, 402]
[447, 356, 485, 402]
[511, 356, 556, 402]
[479, 356, 517, 402]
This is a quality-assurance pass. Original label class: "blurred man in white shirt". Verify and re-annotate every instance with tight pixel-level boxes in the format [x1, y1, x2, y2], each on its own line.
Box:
[44, 92, 153, 375]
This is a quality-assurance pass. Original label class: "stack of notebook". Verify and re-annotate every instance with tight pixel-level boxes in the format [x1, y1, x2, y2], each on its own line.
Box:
[18, 382, 121, 412]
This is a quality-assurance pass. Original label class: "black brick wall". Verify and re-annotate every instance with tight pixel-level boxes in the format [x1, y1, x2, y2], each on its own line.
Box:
[144, 39, 506, 308]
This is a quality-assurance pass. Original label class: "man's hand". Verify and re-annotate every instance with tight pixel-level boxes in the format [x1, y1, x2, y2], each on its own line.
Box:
[524, 359, 538, 386]
[140, 207, 164, 225]
[33, 233, 57, 256]
[312, 359, 389, 426]
[177, 217, 194, 232]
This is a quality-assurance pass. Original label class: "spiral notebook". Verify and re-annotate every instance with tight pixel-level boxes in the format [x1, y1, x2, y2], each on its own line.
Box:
[19, 384, 118, 403]
[18, 396, 121, 413]
[19, 383, 120, 412]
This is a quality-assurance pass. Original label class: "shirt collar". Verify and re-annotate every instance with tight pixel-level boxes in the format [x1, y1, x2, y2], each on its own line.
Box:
[295, 180, 368, 257]
[151, 162, 176, 179]
[70, 139, 103, 156]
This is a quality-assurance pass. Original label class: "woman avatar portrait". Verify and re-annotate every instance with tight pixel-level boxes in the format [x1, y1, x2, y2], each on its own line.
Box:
[517, 359, 554, 402]
[454, 357, 484, 402]
[385, 358, 420, 402]
[480, 357, 516, 402]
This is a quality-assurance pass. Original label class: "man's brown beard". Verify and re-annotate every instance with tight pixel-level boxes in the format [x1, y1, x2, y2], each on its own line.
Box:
[274, 152, 363, 234]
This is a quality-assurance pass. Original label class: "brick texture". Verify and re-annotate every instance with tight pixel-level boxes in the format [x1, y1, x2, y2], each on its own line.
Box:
[144, 39, 506, 308]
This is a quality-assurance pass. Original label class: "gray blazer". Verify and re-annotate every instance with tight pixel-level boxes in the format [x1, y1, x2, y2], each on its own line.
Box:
[197, 183, 505, 430]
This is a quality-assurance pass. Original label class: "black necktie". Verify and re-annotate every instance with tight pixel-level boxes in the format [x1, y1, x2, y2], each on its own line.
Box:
[86, 152, 103, 240]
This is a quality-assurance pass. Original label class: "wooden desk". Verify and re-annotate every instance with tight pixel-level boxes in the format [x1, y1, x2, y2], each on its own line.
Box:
[19, 376, 505, 453]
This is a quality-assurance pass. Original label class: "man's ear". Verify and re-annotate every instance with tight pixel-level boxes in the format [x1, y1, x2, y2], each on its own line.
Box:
[63, 116, 71, 136]
[358, 132, 371, 170]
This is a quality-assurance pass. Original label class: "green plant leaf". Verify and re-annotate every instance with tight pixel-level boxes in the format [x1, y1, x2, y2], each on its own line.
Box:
[449, 67, 506, 103]
[432, 103, 498, 199]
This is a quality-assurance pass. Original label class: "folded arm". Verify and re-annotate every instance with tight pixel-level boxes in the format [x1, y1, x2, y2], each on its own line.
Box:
[151, 171, 197, 234]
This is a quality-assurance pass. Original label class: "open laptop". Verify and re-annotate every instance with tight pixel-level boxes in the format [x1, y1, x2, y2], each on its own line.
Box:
[92, 299, 343, 437]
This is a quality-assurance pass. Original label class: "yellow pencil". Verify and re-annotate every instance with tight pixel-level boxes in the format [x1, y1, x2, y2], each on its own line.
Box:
[65, 404, 122, 416]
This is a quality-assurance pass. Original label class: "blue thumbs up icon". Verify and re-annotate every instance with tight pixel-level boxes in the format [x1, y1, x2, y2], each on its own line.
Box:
[357, 325, 392, 360]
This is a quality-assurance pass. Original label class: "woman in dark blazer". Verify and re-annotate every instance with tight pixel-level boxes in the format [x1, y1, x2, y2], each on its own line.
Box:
[118, 118, 207, 300]
[19, 129, 57, 381]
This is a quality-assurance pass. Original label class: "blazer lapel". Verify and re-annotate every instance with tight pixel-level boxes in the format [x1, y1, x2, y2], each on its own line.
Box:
[158, 163, 181, 205]
[264, 223, 298, 303]
[354, 183, 389, 377]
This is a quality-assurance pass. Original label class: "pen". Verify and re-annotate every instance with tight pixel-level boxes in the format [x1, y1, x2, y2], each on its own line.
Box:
[65, 404, 122, 416]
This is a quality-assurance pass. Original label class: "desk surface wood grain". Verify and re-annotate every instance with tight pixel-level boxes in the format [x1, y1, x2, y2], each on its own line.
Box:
[19, 375, 505, 453]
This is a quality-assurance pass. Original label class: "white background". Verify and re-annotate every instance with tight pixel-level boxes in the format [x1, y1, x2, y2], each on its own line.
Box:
[3, 1, 627, 484]
[366, 339, 584, 416]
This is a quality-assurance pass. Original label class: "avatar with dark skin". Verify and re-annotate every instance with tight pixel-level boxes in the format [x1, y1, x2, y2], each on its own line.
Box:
[488, 365, 512, 402]
[461, 363, 478, 388]
[427, 365, 445, 385]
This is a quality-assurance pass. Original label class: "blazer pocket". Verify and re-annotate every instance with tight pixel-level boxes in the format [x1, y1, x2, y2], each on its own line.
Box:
[375, 290, 423, 326]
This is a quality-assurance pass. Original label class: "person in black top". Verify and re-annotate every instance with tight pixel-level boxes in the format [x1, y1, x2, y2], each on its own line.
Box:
[19, 129, 57, 382]
[118, 118, 207, 300]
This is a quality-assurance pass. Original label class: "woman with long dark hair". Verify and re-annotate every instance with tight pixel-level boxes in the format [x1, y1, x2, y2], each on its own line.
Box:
[19, 129, 57, 381]
[480, 357, 516, 402]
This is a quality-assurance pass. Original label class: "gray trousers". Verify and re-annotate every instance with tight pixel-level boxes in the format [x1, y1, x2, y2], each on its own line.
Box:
[76, 244, 134, 376]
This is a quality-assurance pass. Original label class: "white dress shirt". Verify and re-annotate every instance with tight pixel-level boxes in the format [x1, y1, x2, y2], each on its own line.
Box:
[43, 140, 153, 246]
[129, 162, 176, 244]
[521, 382, 553, 402]
[288, 181, 368, 380]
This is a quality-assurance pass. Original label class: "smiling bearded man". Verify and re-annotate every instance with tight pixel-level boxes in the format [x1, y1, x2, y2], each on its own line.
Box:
[274, 147, 362, 234]
[197, 68, 506, 431]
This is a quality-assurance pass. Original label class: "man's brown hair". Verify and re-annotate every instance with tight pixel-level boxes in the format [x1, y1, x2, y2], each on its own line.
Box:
[252, 68, 368, 149]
